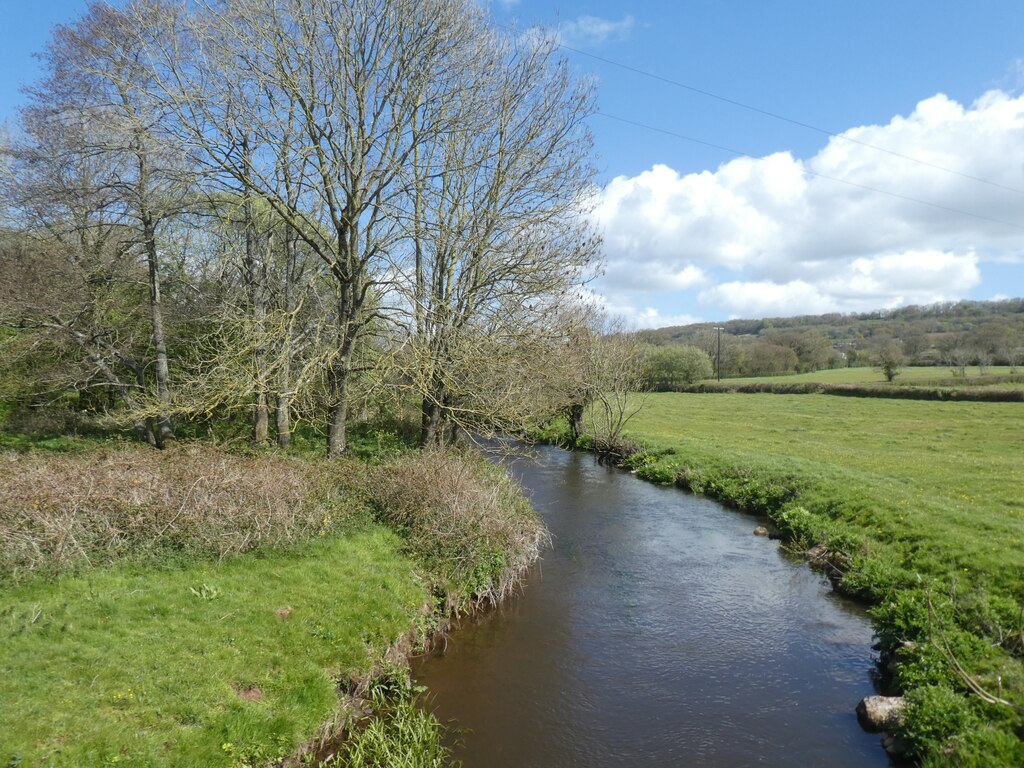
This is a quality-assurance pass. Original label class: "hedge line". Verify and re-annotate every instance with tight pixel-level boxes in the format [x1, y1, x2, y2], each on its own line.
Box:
[678, 381, 1024, 401]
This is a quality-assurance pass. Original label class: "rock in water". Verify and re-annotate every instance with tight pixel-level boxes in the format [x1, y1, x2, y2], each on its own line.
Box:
[753, 526, 769, 536]
[856, 695, 906, 732]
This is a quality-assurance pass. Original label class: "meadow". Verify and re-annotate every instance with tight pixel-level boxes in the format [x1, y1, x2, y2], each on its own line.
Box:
[618, 392, 1024, 765]
[0, 531, 425, 766]
[626, 393, 1024, 582]
[724, 365, 1023, 386]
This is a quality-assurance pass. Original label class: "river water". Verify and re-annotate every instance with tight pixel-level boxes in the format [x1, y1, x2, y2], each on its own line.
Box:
[412, 445, 891, 767]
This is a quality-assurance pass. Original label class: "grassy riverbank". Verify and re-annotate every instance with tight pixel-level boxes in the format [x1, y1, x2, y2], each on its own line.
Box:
[556, 392, 1024, 766]
[0, 441, 542, 766]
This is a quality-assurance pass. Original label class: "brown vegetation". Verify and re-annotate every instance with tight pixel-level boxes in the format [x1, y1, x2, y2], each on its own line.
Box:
[369, 448, 547, 611]
[0, 445, 360, 577]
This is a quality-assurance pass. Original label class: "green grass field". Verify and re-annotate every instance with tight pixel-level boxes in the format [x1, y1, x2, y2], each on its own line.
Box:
[618, 392, 1024, 765]
[722, 365, 1021, 385]
[627, 393, 1024, 581]
[0, 531, 425, 767]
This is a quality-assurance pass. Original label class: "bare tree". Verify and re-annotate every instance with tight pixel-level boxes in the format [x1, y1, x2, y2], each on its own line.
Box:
[939, 334, 972, 377]
[582, 319, 647, 456]
[1, 87, 161, 443]
[401, 30, 599, 445]
[18, 2, 192, 445]
[134, 0, 486, 456]
[538, 307, 646, 452]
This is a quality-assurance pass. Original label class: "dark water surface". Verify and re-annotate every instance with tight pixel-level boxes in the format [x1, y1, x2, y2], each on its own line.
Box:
[412, 446, 890, 767]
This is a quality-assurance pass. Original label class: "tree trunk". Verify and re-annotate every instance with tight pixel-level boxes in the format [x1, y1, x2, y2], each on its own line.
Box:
[131, 364, 157, 447]
[420, 397, 441, 447]
[568, 402, 585, 447]
[243, 136, 269, 445]
[420, 373, 449, 446]
[276, 393, 291, 449]
[275, 225, 297, 450]
[328, 370, 348, 457]
[139, 137, 174, 449]
[327, 338, 352, 457]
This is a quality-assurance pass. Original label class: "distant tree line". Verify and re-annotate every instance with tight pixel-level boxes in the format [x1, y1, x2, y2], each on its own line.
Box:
[638, 299, 1024, 380]
[0, 0, 624, 454]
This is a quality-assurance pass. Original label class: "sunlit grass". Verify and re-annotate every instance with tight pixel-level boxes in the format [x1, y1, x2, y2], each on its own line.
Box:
[0, 531, 425, 767]
[625, 393, 1024, 590]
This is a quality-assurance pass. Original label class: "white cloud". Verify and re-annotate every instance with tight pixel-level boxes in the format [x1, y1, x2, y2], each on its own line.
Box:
[626, 307, 703, 329]
[700, 280, 833, 318]
[578, 287, 702, 329]
[556, 15, 635, 47]
[699, 250, 981, 316]
[593, 90, 1024, 319]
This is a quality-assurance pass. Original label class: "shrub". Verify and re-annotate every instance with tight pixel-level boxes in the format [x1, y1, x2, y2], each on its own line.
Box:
[369, 448, 547, 613]
[898, 685, 978, 759]
[643, 345, 714, 391]
[627, 452, 678, 484]
[871, 590, 936, 652]
[769, 505, 818, 548]
[0, 446, 359, 579]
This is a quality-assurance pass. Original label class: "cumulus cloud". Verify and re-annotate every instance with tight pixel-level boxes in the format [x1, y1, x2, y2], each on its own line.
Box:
[699, 250, 981, 316]
[593, 90, 1024, 320]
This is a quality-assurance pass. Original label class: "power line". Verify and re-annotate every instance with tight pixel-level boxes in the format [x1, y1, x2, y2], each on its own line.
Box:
[559, 43, 1024, 197]
[597, 111, 1024, 231]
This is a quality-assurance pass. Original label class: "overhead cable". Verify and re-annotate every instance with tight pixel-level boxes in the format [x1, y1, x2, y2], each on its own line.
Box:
[597, 111, 1024, 231]
[560, 43, 1024, 197]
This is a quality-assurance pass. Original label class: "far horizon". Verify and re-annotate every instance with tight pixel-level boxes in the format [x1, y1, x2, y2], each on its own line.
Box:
[638, 294, 1024, 334]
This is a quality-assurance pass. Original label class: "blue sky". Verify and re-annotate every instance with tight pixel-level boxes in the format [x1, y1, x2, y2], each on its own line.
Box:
[3, 1, 1024, 327]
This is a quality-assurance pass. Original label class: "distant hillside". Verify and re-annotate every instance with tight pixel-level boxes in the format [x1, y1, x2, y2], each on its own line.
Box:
[636, 298, 1024, 377]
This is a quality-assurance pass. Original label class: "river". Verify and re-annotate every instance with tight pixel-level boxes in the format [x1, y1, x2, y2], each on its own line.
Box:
[412, 445, 892, 767]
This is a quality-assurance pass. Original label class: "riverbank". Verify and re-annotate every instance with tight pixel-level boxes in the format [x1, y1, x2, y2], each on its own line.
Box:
[0, 442, 544, 766]
[413, 444, 890, 768]
[539, 392, 1024, 767]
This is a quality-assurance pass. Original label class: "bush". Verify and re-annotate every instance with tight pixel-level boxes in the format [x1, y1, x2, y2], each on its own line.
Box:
[676, 381, 1024, 402]
[369, 448, 547, 612]
[0, 446, 359, 579]
[871, 590, 936, 652]
[643, 345, 714, 391]
[898, 685, 978, 759]
[626, 451, 678, 484]
[769, 505, 818, 547]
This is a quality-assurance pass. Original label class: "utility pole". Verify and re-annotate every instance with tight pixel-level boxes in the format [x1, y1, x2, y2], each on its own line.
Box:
[715, 325, 723, 381]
